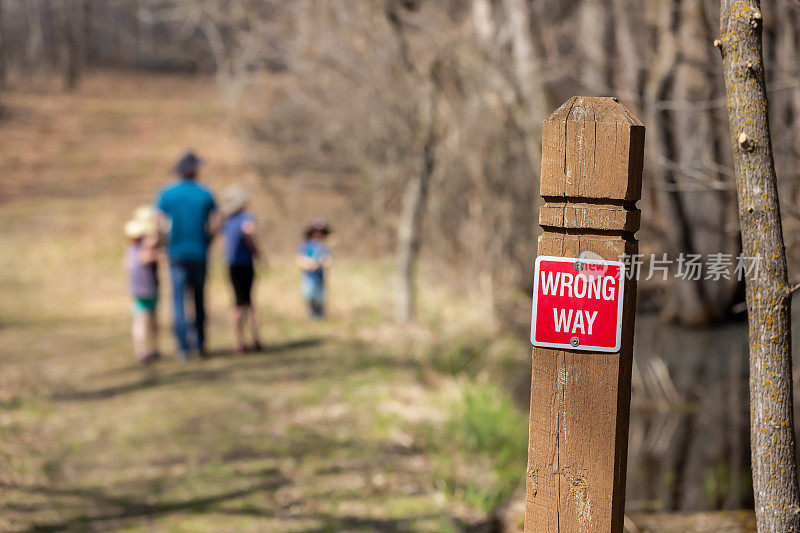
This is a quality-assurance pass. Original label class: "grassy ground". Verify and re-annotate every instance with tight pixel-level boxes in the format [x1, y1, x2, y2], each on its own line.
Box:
[0, 73, 528, 532]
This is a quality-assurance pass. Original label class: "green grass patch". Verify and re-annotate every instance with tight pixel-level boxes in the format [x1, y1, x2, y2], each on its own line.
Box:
[427, 382, 527, 514]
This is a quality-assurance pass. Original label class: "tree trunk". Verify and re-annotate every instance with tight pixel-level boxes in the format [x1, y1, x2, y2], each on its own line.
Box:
[41, 0, 59, 70]
[670, 0, 739, 323]
[471, 0, 494, 43]
[25, 1, 43, 72]
[498, 0, 547, 312]
[502, 0, 547, 137]
[395, 88, 437, 323]
[0, 0, 6, 88]
[578, 0, 612, 92]
[132, 0, 141, 67]
[719, 1, 800, 531]
[643, 0, 739, 326]
[643, 0, 710, 324]
[63, 0, 80, 90]
[771, 1, 800, 272]
[385, 1, 440, 324]
[610, 0, 641, 101]
[83, 0, 92, 69]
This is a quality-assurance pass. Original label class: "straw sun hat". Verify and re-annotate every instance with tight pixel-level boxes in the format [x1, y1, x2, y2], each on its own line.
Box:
[124, 205, 158, 239]
[221, 185, 250, 216]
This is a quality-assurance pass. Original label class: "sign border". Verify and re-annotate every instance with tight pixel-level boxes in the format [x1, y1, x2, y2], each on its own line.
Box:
[530, 255, 626, 353]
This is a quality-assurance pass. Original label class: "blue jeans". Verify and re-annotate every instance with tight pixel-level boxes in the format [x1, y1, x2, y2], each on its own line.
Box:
[169, 259, 207, 352]
[302, 276, 325, 318]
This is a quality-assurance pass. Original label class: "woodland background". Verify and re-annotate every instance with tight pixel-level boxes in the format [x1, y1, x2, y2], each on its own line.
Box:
[6, 0, 800, 328]
[2, 0, 800, 530]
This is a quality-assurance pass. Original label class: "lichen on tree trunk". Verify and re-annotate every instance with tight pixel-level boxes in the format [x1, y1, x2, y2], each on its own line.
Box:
[719, 1, 800, 530]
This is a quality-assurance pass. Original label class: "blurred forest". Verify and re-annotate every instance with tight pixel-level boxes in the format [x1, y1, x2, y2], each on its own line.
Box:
[3, 0, 800, 329]
[6, 0, 800, 526]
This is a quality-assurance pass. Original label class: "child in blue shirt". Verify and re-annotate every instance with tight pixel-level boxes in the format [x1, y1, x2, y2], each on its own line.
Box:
[296, 219, 332, 319]
[221, 186, 263, 353]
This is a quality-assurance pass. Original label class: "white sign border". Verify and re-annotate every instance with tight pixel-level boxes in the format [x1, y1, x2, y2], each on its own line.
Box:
[530, 255, 626, 353]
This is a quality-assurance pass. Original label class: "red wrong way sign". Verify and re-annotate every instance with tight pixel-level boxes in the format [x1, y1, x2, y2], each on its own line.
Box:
[531, 256, 625, 352]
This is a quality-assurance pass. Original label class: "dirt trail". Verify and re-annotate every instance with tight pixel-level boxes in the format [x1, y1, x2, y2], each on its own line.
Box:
[0, 73, 504, 532]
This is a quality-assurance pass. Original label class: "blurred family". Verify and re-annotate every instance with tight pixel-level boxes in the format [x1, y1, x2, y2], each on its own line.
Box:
[124, 150, 332, 363]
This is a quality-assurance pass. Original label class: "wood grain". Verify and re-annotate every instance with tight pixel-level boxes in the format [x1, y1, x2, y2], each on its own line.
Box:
[525, 97, 644, 533]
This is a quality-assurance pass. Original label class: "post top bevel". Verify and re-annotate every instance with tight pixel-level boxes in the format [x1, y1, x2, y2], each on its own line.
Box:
[540, 96, 646, 204]
[546, 96, 644, 127]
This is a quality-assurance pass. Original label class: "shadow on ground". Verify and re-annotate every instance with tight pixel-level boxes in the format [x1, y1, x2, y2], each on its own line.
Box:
[50, 337, 328, 402]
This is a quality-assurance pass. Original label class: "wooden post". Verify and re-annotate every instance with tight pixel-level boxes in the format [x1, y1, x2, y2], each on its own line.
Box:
[525, 96, 644, 532]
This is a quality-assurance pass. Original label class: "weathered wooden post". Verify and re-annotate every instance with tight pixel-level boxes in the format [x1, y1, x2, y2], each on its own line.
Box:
[525, 96, 644, 532]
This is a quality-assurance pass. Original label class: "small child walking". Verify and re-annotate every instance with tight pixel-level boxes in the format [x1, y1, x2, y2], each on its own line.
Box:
[296, 219, 332, 319]
[125, 206, 162, 364]
[221, 185, 263, 353]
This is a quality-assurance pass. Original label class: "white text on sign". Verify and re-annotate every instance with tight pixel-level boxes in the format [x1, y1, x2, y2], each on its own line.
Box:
[531, 256, 625, 352]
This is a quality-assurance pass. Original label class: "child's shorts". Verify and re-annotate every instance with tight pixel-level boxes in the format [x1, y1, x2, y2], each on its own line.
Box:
[229, 264, 254, 306]
[132, 296, 158, 314]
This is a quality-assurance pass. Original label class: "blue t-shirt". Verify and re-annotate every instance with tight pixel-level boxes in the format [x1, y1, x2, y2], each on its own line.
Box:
[298, 239, 331, 284]
[155, 180, 216, 262]
[223, 211, 255, 266]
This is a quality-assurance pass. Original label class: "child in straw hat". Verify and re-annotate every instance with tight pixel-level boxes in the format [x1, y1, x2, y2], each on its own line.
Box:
[125, 206, 163, 364]
[221, 185, 263, 353]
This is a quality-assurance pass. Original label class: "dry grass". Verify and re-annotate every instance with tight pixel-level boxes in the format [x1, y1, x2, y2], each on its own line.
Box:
[0, 72, 528, 532]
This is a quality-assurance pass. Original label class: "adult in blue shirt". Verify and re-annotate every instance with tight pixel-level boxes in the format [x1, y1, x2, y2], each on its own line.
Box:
[155, 151, 220, 358]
